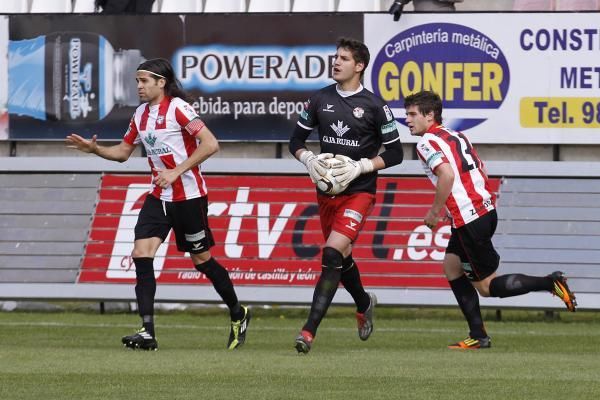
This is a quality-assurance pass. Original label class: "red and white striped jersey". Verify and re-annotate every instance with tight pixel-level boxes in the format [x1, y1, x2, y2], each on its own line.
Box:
[416, 125, 495, 228]
[123, 96, 208, 202]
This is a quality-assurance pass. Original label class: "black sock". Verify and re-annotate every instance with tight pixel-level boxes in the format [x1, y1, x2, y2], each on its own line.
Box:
[303, 267, 342, 335]
[302, 247, 343, 336]
[133, 257, 156, 333]
[195, 258, 242, 320]
[489, 274, 553, 298]
[449, 275, 486, 339]
[340, 255, 370, 313]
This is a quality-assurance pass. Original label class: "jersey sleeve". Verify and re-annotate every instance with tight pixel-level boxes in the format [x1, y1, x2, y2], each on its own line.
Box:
[296, 93, 320, 130]
[416, 135, 448, 172]
[174, 99, 205, 136]
[123, 115, 140, 145]
[376, 103, 401, 145]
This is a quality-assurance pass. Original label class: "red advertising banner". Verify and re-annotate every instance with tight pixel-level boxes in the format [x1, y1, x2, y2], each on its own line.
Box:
[78, 174, 500, 289]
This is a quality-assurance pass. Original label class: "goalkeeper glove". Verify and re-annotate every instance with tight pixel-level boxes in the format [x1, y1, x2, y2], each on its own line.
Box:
[299, 151, 333, 183]
[331, 155, 374, 186]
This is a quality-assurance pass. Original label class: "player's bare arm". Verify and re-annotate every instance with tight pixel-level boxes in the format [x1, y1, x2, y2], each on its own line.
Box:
[425, 163, 454, 229]
[66, 133, 136, 162]
[153, 125, 219, 188]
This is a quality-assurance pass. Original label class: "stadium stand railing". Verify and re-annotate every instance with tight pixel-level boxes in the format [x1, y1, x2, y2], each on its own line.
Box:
[24, 0, 600, 14]
[1, 158, 599, 310]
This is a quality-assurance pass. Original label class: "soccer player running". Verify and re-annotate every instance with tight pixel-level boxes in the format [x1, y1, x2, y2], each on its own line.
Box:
[404, 90, 577, 349]
[66, 58, 250, 351]
[289, 38, 404, 354]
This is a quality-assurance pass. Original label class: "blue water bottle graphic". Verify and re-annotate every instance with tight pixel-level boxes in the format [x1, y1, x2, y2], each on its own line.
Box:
[8, 32, 144, 122]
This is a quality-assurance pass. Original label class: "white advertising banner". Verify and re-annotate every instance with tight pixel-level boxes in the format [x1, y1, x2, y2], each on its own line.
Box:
[365, 13, 600, 144]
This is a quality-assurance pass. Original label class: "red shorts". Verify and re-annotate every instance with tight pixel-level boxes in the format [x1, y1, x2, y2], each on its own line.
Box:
[318, 192, 376, 242]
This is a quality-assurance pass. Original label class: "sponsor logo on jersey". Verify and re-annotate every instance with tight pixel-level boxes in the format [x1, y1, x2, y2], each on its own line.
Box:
[147, 147, 171, 156]
[144, 132, 157, 147]
[381, 121, 397, 134]
[323, 104, 335, 112]
[383, 105, 393, 121]
[344, 208, 364, 223]
[323, 136, 359, 147]
[300, 109, 309, 120]
[330, 120, 350, 137]
[353, 107, 364, 118]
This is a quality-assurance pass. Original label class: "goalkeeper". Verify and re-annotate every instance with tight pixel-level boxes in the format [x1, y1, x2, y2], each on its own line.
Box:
[289, 37, 404, 354]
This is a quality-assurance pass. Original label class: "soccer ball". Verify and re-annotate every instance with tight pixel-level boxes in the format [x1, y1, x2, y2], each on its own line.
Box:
[316, 157, 346, 195]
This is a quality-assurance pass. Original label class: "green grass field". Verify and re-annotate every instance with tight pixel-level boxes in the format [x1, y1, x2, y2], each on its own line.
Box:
[1, 307, 599, 400]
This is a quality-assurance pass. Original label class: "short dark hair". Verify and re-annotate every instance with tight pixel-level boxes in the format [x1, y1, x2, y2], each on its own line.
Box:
[137, 58, 194, 104]
[404, 91, 443, 124]
[336, 37, 370, 77]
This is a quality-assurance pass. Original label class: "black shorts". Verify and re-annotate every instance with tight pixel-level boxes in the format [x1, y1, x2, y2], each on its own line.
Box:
[134, 194, 215, 254]
[446, 210, 500, 281]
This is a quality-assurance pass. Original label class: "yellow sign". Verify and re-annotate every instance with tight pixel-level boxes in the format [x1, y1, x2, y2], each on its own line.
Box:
[378, 61, 503, 102]
[520, 97, 600, 128]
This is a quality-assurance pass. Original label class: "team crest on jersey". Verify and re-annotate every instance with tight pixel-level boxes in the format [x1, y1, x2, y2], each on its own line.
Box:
[156, 115, 165, 125]
[353, 107, 364, 119]
[304, 100, 310, 110]
[383, 105, 393, 122]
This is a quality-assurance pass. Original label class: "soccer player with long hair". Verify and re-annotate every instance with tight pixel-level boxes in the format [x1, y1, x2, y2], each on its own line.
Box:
[67, 58, 250, 351]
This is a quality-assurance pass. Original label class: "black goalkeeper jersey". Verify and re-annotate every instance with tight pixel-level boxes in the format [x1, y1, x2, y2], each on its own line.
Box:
[297, 84, 401, 194]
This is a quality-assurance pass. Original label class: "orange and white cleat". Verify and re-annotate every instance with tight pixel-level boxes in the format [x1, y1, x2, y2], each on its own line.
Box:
[549, 271, 577, 312]
[448, 336, 491, 350]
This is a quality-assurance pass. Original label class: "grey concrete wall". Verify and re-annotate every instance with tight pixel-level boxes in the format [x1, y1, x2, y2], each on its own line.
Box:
[3, 140, 600, 161]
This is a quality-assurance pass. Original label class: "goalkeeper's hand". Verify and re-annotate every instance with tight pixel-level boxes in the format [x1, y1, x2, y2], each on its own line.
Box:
[299, 151, 333, 183]
[331, 155, 374, 186]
